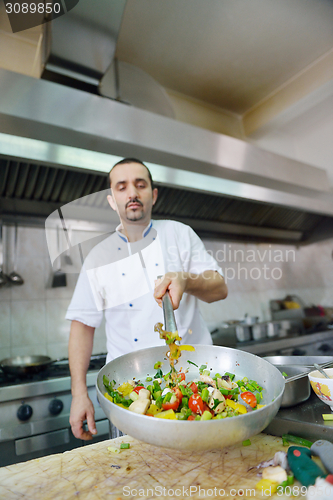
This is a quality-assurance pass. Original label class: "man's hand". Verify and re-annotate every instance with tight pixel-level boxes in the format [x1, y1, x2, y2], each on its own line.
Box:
[154, 272, 187, 310]
[154, 270, 227, 309]
[69, 393, 97, 440]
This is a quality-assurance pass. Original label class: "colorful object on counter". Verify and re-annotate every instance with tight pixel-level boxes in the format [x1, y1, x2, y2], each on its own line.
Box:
[308, 368, 333, 411]
[107, 446, 120, 454]
[287, 446, 326, 487]
[242, 439, 251, 446]
[323, 414, 333, 420]
[311, 440, 333, 474]
[120, 443, 130, 449]
[306, 476, 333, 500]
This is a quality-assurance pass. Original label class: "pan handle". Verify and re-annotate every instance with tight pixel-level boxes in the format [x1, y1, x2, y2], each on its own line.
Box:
[157, 275, 178, 333]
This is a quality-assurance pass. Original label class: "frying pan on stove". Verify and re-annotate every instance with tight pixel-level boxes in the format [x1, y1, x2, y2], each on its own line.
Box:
[96, 345, 285, 451]
[0, 355, 55, 376]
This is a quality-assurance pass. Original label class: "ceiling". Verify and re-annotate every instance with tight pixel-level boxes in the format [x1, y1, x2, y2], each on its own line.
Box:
[0, 0, 333, 133]
[116, 0, 333, 114]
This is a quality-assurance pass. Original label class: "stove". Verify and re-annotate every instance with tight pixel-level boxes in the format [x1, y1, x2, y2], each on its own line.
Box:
[265, 392, 333, 442]
[0, 355, 108, 467]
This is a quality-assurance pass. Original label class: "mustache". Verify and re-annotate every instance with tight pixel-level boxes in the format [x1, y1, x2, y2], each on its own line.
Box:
[126, 198, 143, 208]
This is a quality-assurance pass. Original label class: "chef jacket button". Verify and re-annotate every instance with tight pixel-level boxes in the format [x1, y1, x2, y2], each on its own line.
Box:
[122, 273, 125, 276]
[134, 338, 138, 342]
[155, 263, 158, 266]
[129, 303, 133, 307]
[153, 238, 155, 240]
[118, 247, 121, 250]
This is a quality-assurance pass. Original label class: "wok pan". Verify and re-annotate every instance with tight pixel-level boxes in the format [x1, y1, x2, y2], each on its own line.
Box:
[0, 355, 54, 376]
[96, 345, 285, 451]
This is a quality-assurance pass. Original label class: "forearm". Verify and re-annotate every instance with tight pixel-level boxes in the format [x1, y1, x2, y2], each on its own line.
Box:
[68, 320, 95, 396]
[185, 270, 228, 303]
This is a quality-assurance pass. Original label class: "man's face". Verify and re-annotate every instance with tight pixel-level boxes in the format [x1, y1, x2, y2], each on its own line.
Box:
[107, 162, 158, 224]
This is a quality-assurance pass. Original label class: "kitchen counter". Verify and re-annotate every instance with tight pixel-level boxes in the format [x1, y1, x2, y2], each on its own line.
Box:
[0, 433, 314, 499]
[213, 328, 333, 356]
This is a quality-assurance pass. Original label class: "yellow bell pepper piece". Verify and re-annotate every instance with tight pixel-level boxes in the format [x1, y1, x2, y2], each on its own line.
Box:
[155, 409, 177, 419]
[104, 392, 113, 402]
[179, 345, 195, 352]
[257, 404, 266, 409]
[117, 382, 134, 396]
[256, 479, 278, 494]
[146, 404, 162, 416]
[226, 399, 247, 414]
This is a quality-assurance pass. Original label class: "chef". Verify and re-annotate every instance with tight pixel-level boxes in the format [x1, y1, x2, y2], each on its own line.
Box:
[66, 158, 228, 440]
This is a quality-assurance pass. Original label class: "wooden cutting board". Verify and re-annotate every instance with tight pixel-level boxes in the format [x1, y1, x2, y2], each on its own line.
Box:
[0, 433, 310, 499]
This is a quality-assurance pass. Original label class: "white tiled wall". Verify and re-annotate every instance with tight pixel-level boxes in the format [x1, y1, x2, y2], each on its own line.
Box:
[0, 226, 106, 361]
[0, 225, 332, 359]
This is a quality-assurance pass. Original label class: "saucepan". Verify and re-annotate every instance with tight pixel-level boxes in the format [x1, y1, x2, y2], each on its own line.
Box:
[0, 355, 55, 376]
[96, 345, 285, 451]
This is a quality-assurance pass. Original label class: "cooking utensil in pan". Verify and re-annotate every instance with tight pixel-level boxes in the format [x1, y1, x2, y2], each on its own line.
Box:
[0, 355, 55, 376]
[96, 345, 285, 451]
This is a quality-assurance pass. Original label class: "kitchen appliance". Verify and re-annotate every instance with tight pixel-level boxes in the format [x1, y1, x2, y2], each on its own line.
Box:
[0, 355, 108, 467]
[96, 345, 285, 451]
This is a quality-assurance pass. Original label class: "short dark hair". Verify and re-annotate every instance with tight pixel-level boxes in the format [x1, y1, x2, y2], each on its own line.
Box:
[109, 158, 154, 189]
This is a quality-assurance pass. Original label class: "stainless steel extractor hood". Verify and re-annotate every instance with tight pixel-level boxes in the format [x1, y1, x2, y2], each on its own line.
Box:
[0, 68, 333, 245]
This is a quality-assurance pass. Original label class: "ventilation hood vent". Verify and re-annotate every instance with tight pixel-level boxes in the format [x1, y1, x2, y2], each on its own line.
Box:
[0, 69, 333, 245]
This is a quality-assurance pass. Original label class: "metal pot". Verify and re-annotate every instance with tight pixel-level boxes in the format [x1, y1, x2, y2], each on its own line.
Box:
[263, 360, 311, 407]
[235, 324, 252, 342]
[96, 345, 285, 451]
[252, 323, 267, 340]
[0, 355, 54, 376]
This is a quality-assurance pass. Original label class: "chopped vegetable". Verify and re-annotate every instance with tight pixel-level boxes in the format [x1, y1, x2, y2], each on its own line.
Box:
[155, 409, 177, 419]
[104, 392, 113, 402]
[187, 360, 198, 367]
[281, 434, 313, 448]
[242, 439, 251, 446]
[240, 391, 257, 408]
[154, 361, 162, 369]
[226, 399, 247, 414]
[189, 394, 204, 414]
[120, 443, 130, 449]
[103, 359, 265, 421]
[256, 479, 278, 493]
[282, 371, 288, 377]
[107, 446, 120, 454]
[322, 414, 333, 421]
[262, 465, 287, 484]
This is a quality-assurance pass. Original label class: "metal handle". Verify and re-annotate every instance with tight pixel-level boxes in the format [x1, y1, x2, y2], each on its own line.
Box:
[157, 275, 178, 333]
[285, 360, 333, 383]
[162, 292, 178, 333]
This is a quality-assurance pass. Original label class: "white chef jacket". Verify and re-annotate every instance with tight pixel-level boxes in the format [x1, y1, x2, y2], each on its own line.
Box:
[66, 219, 223, 363]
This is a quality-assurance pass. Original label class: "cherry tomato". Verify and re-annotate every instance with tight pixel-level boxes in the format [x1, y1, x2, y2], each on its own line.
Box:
[172, 387, 183, 403]
[187, 415, 196, 421]
[189, 382, 198, 394]
[224, 394, 232, 400]
[189, 394, 204, 414]
[162, 399, 180, 411]
[179, 372, 186, 382]
[240, 391, 257, 408]
[133, 386, 145, 394]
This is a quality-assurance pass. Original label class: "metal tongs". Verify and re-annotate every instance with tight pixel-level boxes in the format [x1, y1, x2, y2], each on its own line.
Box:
[162, 290, 178, 334]
[285, 360, 333, 383]
[158, 275, 178, 333]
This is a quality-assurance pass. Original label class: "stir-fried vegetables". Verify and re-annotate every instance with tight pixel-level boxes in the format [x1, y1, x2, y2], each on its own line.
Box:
[103, 362, 265, 420]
